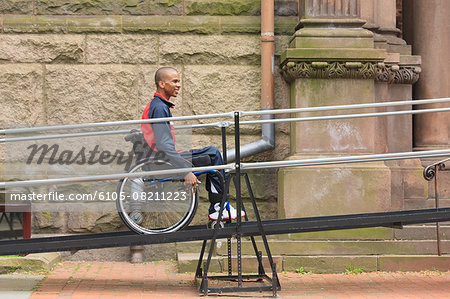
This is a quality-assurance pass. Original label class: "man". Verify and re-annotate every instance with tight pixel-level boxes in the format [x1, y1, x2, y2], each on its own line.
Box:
[141, 67, 244, 221]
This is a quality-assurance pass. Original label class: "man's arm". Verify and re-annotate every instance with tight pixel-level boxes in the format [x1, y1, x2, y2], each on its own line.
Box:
[150, 106, 190, 170]
[151, 107, 200, 190]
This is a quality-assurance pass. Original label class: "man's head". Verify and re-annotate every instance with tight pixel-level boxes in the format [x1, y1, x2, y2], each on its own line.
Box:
[154, 67, 181, 100]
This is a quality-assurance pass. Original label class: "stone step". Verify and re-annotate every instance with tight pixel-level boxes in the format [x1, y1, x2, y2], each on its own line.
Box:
[404, 198, 450, 210]
[252, 225, 450, 241]
[0, 252, 60, 274]
[177, 253, 283, 274]
[394, 225, 450, 240]
[178, 253, 450, 273]
[178, 239, 450, 256]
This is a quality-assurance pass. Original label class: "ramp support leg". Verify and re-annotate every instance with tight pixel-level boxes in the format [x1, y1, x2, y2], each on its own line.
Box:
[197, 112, 280, 295]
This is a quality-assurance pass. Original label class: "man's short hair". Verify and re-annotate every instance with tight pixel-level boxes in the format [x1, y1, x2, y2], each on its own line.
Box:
[155, 67, 178, 87]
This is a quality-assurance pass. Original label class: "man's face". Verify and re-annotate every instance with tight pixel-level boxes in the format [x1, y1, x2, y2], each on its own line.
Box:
[159, 71, 181, 99]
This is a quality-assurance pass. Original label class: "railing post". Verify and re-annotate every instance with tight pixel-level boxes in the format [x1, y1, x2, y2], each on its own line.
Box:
[434, 165, 441, 256]
[234, 111, 243, 287]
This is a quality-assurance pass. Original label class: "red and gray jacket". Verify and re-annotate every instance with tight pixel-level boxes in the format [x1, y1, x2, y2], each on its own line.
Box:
[141, 93, 189, 169]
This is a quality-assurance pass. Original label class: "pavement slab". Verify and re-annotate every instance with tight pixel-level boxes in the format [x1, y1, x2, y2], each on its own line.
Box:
[0, 274, 45, 299]
[21, 260, 450, 298]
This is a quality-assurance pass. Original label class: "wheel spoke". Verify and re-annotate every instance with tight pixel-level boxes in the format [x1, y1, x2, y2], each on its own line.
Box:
[116, 160, 197, 234]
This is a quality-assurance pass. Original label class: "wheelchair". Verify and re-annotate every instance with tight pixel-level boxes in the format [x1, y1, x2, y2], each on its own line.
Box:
[116, 130, 216, 234]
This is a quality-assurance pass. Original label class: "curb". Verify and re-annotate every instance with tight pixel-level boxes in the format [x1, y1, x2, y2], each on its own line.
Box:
[0, 252, 61, 274]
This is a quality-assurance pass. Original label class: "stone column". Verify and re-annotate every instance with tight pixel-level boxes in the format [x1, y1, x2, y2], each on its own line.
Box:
[403, 0, 449, 150]
[302, 0, 359, 18]
[279, 0, 391, 220]
[361, 0, 422, 210]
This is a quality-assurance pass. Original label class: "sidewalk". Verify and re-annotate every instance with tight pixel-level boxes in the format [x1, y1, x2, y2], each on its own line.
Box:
[23, 260, 450, 298]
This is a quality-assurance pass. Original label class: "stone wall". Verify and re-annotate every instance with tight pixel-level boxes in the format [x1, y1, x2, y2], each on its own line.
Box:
[0, 0, 297, 233]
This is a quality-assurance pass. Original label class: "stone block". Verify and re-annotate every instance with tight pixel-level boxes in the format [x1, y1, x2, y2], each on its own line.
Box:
[61, 246, 131, 261]
[66, 211, 123, 233]
[379, 255, 450, 272]
[282, 48, 385, 62]
[36, 0, 183, 15]
[176, 241, 205, 253]
[0, 252, 61, 273]
[226, 168, 278, 200]
[274, 0, 298, 16]
[403, 166, 428, 199]
[395, 225, 450, 240]
[123, 16, 220, 34]
[63, 243, 178, 262]
[186, 0, 260, 16]
[144, 243, 178, 261]
[186, 1, 298, 17]
[0, 0, 33, 14]
[33, 211, 67, 232]
[190, 133, 260, 151]
[278, 163, 391, 219]
[183, 65, 261, 123]
[0, 64, 45, 127]
[283, 256, 378, 273]
[284, 227, 394, 240]
[0, 149, 4, 181]
[274, 16, 297, 35]
[216, 16, 298, 35]
[37, 0, 117, 15]
[2, 15, 67, 33]
[86, 34, 158, 64]
[45, 65, 139, 124]
[67, 16, 121, 33]
[274, 35, 291, 57]
[216, 239, 449, 256]
[225, 255, 282, 273]
[290, 79, 377, 153]
[220, 16, 260, 34]
[147, 0, 184, 15]
[404, 198, 450, 210]
[177, 253, 282, 273]
[0, 35, 84, 63]
[177, 253, 222, 273]
[159, 34, 260, 65]
[429, 168, 450, 199]
[32, 202, 125, 233]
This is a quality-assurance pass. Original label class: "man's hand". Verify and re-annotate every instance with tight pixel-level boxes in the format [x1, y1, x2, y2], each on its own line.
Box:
[184, 172, 201, 193]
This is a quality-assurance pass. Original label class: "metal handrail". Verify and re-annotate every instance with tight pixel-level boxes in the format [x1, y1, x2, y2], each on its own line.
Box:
[422, 157, 449, 256]
[240, 97, 450, 117]
[1, 97, 449, 188]
[2, 149, 450, 188]
[1, 105, 449, 144]
[0, 112, 235, 135]
[0, 164, 235, 188]
[1, 97, 448, 135]
[240, 107, 450, 126]
[423, 157, 449, 180]
[241, 149, 450, 170]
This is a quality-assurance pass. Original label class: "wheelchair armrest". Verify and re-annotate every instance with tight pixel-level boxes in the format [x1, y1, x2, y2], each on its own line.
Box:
[190, 155, 211, 167]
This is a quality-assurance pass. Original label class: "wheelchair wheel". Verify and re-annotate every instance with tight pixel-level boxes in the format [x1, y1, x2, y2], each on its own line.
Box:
[116, 159, 198, 234]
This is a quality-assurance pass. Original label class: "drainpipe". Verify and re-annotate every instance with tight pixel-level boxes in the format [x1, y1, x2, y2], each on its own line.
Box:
[226, 0, 275, 161]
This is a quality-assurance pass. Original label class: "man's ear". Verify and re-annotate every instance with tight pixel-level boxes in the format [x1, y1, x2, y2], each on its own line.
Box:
[157, 81, 164, 89]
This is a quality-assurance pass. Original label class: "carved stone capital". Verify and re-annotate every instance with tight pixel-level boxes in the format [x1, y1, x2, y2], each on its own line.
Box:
[281, 61, 421, 84]
[281, 61, 377, 82]
[376, 63, 421, 84]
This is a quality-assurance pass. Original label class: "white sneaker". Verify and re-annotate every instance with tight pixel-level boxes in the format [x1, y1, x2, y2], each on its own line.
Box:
[208, 201, 246, 221]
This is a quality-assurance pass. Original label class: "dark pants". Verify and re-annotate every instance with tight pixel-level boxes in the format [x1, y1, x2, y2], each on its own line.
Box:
[181, 146, 226, 204]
